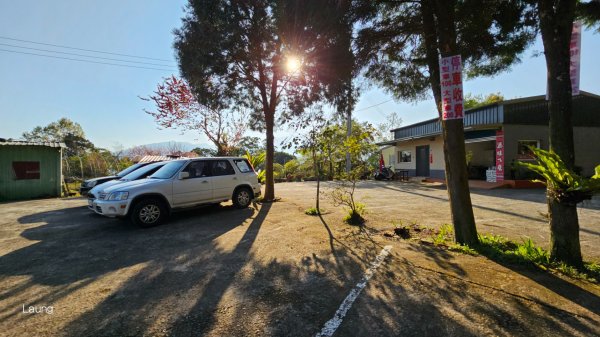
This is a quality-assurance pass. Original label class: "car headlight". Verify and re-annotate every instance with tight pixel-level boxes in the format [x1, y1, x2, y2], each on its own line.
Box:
[87, 181, 97, 187]
[107, 191, 129, 201]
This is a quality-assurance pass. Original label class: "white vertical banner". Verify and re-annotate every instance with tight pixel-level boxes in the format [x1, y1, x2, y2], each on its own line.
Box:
[439, 55, 464, 120]
[570, 21, 582, 96]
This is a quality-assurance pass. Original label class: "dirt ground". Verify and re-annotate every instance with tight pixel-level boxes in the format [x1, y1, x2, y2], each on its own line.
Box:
[0, 181, 598, 337]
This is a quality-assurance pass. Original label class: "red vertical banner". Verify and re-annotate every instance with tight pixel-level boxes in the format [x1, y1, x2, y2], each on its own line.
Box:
[570, 21, 581, 96]
[495, 130, 504, 182]
[439, 55, 463, 120]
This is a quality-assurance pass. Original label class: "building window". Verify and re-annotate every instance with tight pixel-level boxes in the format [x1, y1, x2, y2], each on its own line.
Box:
[517, 140, 540, 159]
[398, 151, 412, 163]
[12, 161, 40, 180]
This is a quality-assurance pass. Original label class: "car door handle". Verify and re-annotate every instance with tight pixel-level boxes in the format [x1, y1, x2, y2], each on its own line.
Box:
[201, 180, 209, 183]
[233, 177, 238, 180]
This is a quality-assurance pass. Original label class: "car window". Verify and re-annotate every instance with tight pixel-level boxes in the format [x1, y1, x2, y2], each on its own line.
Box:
[137, 165, 164, 178]
[122, 163, 164, 180]
[116, 163, 145, 177]
[233, 159, 253, 173]
[149, 161, 185, 179]
[182, 161, 210, 178]
[210, 160, 235, 176]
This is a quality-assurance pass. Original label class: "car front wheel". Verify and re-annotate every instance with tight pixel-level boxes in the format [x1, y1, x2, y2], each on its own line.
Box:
[130, 198, 167, 227]
[232, 188, 252, 209]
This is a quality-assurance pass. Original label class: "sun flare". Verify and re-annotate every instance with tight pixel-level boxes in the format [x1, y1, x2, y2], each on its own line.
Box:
[285, 56, 301, 73]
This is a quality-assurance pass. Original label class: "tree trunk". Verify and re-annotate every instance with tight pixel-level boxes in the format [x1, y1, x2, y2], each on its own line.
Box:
[263, 106, 276, 201]
[548, 198, 582, 266]
[538, 0, 582, 267]
[425, 0, 478, 245]
[328, 148, 334, 180]
[313, 148, 321, 212]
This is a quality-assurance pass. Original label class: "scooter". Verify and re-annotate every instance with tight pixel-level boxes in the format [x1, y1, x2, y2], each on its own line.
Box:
[374, 166, 395, 180]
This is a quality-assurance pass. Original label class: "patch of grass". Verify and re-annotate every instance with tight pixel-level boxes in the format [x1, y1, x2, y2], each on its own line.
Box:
[451, 234, 600, 283]
[304, 207, 325, 216]
[433, 224, 453, 245]
[448, 243, 478, 255]
[425, 230, 599, 282]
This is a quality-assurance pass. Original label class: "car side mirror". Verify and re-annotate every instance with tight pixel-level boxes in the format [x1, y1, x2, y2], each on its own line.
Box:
[179, 172, 190, 180]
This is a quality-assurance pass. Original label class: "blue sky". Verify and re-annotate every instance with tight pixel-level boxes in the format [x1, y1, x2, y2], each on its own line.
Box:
[0, 1, 598, 151]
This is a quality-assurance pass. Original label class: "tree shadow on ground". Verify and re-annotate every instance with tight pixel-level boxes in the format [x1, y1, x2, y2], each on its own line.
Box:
[2, 198, 599, 336]
[373, 183, 549, 224]
[397, 239, 599, 320]
[0, 203, 254, 328]
[474, 249, 600, 316]
[337, 248, 599, 337]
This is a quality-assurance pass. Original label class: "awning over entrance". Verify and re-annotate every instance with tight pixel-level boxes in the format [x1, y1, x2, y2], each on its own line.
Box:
[464, 129, 498, 143]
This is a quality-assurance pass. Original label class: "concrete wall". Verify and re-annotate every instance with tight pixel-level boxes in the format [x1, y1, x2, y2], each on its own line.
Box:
[573, 127, 600, 177]
[391, 136, 445, 177]
[503, 124, 600, 177]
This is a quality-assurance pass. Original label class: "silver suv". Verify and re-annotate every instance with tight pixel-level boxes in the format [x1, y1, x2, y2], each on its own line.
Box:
[90, 157, 261, 227]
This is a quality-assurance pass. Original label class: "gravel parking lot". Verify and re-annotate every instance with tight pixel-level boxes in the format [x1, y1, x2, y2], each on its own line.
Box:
[0, 182, 598, 337]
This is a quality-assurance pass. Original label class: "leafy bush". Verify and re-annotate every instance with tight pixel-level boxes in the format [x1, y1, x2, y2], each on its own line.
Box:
[273, 163, 284, 179]
[305, 207, 325, 216]
[518, 147, 600, 204]
[342, 202, 365, 225]
[284, 159, 300, 175]
[329, 168, 367, 225]
[243, 150, 266, 184]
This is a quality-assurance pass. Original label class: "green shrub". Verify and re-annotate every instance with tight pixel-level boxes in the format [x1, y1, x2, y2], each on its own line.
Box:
[433, 224, 453, 245]
[518, 147, 600, 204]
[243, 150, 266, 184]
[305, 207, 324, 216]
[284, 159, 300, 175]
[342, 202, 365, 225]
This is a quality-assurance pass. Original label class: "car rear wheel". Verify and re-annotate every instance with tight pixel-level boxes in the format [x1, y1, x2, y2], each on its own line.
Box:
[130, 198, 167, 227]
[232, 187, 252, 209]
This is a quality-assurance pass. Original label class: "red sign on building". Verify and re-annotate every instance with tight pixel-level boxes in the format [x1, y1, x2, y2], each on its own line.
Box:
[495, 130, 504, 182]
[439, 55, 463, 120]
[570, 21, 581, 96]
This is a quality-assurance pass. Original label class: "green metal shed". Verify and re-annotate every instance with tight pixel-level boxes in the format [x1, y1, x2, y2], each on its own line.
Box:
[0, 140, 65, 201]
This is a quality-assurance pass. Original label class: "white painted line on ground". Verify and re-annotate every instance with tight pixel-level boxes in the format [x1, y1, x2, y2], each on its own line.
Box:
[315, 245, 393, 337]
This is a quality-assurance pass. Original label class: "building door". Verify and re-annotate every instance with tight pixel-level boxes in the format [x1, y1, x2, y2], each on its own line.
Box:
[416, 145, 430, 176]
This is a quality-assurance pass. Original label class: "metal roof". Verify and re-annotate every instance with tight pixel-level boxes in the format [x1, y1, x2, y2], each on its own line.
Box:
[0, 139, 66, 148]
[137, 155, 173, 163]
[388, 91, 600, 142]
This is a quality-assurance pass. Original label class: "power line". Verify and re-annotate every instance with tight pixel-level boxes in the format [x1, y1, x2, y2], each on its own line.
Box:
[0, 35, 174, 62]
[0, 43, 177, 68]
[355, 99, 394, 112]
[0, 49, 175, 72]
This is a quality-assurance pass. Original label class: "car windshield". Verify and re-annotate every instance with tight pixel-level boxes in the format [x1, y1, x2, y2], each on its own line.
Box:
[149, 161, 186, 179]
[120, 162, 164, 181]
[116, 163, 145, 177]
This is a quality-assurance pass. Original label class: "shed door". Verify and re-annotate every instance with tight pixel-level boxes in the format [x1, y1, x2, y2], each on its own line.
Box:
[416, 145, 430, 176]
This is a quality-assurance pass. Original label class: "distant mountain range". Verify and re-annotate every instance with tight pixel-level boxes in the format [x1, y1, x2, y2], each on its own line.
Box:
[124, 141, 213, 155]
